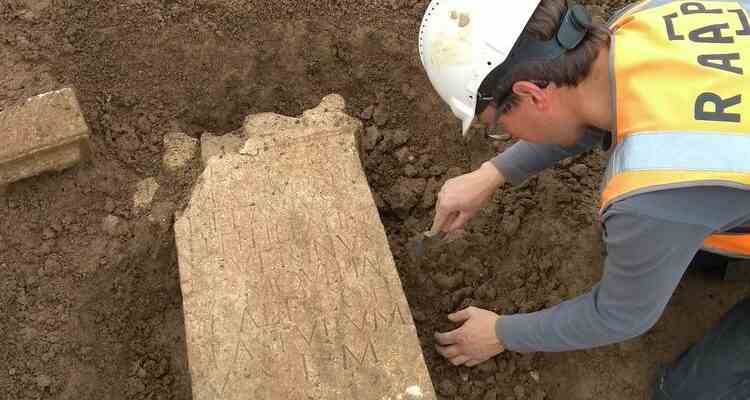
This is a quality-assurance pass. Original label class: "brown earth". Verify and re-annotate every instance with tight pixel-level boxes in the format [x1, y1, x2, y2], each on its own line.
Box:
[1, 1, 748, 399]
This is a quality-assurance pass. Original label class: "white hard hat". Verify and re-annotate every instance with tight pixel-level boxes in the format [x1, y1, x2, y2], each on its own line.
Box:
[419, 1, 541, 136]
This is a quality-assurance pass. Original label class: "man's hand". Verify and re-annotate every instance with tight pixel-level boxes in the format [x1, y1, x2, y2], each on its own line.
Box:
[432, 162, 505, 232]
[434, 306, 505, 367]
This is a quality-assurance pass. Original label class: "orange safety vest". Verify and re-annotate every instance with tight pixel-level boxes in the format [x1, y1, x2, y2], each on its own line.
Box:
[602, 0, 750, 258]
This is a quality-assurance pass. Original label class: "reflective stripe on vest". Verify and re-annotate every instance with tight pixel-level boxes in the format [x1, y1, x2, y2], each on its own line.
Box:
[603, 0, 750, 258]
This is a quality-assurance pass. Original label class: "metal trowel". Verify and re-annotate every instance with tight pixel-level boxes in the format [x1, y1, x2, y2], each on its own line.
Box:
[413, 228, 447, 260]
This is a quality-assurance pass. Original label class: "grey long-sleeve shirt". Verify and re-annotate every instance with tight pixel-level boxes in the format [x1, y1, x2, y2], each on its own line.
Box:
[490, 131, 750, 353]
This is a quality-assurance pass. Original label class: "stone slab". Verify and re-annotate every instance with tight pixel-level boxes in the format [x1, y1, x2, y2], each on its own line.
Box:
[0, 88, 90, 185]
[174, 94, 435, 400]
[199, 131, 244, 168]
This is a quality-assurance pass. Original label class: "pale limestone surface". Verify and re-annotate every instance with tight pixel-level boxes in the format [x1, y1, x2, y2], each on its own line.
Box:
[0, 88, 90, 186]
[174, 95, 435, 400]
[200, 131, 244, 168]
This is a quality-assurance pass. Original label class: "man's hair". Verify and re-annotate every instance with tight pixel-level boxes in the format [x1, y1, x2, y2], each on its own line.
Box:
[499, 0, 609, 112]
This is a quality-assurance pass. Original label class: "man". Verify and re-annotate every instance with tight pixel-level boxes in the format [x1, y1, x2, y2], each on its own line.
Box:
[417, 0, 750, 391]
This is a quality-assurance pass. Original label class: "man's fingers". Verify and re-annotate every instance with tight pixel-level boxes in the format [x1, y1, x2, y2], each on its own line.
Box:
[435, 344, 460, 359]
[431, 192, 460, 234]
[430, 196, 448, 232]
[449, 355, 470, 366]
[448, 211, 472, 231]
[432, 207, 457, 234]
[434, 329, 458, 345]
[448, 307, 473, 323]
[440, 212, 458, 233]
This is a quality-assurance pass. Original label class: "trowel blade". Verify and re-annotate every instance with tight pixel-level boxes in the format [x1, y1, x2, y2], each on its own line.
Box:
[413, 230, 446, 259]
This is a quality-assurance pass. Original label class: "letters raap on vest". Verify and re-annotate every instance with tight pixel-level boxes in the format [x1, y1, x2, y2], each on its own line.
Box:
[603, 1, 750, 257]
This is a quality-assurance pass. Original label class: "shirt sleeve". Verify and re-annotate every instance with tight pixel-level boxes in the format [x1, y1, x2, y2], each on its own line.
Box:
[491, 131, 601, 185]
[496, 205, 715, 353]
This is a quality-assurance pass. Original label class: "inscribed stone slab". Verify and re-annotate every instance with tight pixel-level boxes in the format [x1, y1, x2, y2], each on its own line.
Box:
[174, 94, 435, 400]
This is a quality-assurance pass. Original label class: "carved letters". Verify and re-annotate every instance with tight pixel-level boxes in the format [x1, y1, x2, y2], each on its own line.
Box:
[175, 96, 434, 399]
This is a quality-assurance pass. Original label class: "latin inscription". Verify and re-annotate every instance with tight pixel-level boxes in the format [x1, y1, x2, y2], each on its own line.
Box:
[175, 116, 431, 400]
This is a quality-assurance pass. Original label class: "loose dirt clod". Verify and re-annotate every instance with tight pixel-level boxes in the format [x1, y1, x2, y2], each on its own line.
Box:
[438, 379, 458, 397]
[102, 215, 125, 237]
[2, 1, 745, 399]
[373, 103, 389, 126]
[363, 126, 383, 151]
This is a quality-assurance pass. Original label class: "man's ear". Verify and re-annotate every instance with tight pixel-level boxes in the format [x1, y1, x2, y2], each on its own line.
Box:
[511, 81, 548, 110]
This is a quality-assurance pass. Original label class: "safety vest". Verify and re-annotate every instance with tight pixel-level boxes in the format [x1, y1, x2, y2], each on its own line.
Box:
[602, 0, 750, 258]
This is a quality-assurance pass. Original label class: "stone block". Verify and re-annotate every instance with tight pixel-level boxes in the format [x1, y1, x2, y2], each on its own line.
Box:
[0, 88, 90, 186]
[175, 94, 435, 400]
[199, 131, 244, 168]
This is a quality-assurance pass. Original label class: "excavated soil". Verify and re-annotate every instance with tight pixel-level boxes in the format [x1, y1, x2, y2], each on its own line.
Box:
[1, 1, 749, 399]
